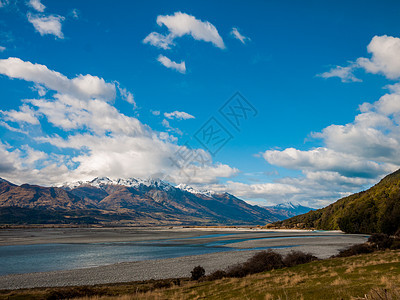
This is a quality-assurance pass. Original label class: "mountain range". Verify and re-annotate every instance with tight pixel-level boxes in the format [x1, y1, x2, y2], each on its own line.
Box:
[273, 169, 400, 234]
[264, 202, 314, 219]
[0, 177, 309, 226]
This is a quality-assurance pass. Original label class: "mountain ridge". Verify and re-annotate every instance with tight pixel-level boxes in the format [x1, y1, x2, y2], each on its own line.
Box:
[0, 177, 282, 226]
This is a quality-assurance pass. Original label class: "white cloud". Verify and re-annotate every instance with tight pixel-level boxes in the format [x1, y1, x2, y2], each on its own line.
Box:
[357, 35, 400, 79]
[319, 35, 400, 83]
[1, 104, 39, 125]
[310, 91, 400, 165]
[28, 0, 45, 12]
[151, 110, 160, 116]
[157, 55, 186, 74]
[0, 141, 67, 186]
[144, 12, 225, 49]
[0, 57, 116, 101]
[196, 168, 381, 208]
[143, 32, 174, 50]
[317, 64, 361, 83]
[32, 83, 47, 96]
[263, 147, 392, 178]
[161, 118, 182, 135]
[0, 46, 5, 52]
[116, 84, 136, 107]
[27, 13, 65, 38]
[0, 57, 238, 186]
[230, 27, 250, 44]
[164, 111, 194, 120]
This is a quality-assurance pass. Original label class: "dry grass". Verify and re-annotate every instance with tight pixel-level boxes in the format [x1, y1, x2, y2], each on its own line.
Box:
[1, 250, 400, 300]
[354, 287, 400, 300]
[332, 277, 350, 286]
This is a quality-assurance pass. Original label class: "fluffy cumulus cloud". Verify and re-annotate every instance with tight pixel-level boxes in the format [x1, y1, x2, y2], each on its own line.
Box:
[357, 35, 400, 79]
[164, 111, 194, 120]
[319, 35, 400, 82]
[157, 55, 186, 74]
[0, 57, 116, 101]
[230, 27, 250, 44]
[27, 13, 65, 38]
[0, 57, 237, 186]
[28, 0, 45, 12]
[263, 147, 392, 179]
[144, 12, 225, 49]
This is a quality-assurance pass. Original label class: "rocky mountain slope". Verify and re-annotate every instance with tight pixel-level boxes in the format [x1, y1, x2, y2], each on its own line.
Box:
[273, 169, 400, 234]
[0, 177, 280, 225]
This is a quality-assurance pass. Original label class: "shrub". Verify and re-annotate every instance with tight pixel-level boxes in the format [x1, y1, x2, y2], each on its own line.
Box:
[283, 251, 318, 267]
[244, 250, 284, 273]
[335, 243, 374, 257]
[368, 233, 393, 250]
[390, 240, 400, 250]
[172, 278, 181, 286]
[153, 280, 172, 289]
[206, 270, 227, 281]
[190, 265, 205, 280]
[226, 250, 284, 278]
[225, 263, 249, 278]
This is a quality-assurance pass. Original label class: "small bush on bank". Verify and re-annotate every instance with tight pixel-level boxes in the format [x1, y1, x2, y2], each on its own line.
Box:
[191, 265, 205, 280]
[335, 243, 375, 258]
[368, 233, 393, 250]
[390, 240, 400, 250]
[244, 250, 285, 273]
[283, 250, 318, 267]
[226, 250, 284, 278]
[152, 279, 172, 289]
[205, 270, 227, 281]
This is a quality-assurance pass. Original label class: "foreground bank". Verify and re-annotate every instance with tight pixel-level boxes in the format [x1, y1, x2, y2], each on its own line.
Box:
[1, 250, 399, 300]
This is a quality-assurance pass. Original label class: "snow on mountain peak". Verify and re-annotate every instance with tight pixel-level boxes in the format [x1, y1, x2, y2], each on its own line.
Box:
[175, 183, 218, 197]
[62, 177, 174, 191]
[62, 177, 224, 197]
[274, 201, 302, 209]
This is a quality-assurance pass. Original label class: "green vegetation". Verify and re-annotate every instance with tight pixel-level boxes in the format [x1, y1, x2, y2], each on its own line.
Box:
[1, 250, 399, 300]
[273, 169, 400, 234]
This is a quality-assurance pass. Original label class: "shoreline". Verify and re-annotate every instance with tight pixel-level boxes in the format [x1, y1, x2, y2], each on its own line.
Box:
[0, 228, 367, 290]
[0, 250, 261, 290]
[0, 226, 341, 246]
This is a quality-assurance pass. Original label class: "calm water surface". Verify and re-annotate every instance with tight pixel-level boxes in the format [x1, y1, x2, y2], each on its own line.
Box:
[0, 233, 310, 275]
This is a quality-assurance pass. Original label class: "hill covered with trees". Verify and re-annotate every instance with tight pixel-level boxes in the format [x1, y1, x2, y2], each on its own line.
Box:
[273, 169, 400, 234]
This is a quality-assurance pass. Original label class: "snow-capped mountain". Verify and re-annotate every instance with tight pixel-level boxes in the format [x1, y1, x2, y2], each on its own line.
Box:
[1, 176, 284, 225]
[264, 201, 314, 219]
[62, 177, 174, 191]
[63, 177, 223, 197]
[175, 183, 220, 198]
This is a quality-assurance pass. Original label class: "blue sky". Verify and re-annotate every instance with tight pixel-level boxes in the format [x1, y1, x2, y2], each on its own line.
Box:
[1, 0, 400, 207]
